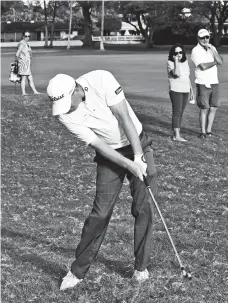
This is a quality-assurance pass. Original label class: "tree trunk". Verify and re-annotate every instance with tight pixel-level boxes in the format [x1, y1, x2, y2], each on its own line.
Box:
[211, 22, 219, 47]
[49, 24, 54, 48]
[44, 0, 48, 48]
[216, 20, 224, 47]
[135, 12, 150, 48]
[44, 26, 48, 48]
[147, 28, 154, 48]
[136, 12, 147, 39]
[81, 3, 93, 48]
[49, 1, 57, 48]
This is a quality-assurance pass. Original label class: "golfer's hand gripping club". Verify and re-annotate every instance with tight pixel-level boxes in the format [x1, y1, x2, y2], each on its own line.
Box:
[134, 154, 147, 181]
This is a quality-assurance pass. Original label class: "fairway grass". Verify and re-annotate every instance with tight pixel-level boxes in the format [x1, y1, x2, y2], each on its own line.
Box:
[1, 93, 228, 303]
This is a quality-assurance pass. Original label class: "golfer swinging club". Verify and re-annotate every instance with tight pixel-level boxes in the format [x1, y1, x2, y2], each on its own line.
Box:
[47, 70, 157, 291]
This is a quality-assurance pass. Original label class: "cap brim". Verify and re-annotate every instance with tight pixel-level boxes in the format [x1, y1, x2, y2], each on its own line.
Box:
[52, 94, 71, 116]
[198, 31, 210, 38]
[198, 34, 210, 38]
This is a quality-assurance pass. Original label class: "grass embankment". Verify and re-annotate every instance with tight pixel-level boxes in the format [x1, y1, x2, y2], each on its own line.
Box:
[1, 94, 228, 303]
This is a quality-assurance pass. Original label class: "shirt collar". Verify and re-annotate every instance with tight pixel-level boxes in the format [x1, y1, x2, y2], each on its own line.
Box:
[75, 77, 90, 100]
[197, 42, 208, 52]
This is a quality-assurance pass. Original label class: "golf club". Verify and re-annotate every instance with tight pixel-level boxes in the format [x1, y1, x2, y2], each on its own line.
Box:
[143, 176, 192, 280]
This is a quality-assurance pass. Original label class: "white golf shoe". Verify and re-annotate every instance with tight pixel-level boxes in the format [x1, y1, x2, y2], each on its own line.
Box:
[133, 268, 149, 282]
[60, 271, 83, 291]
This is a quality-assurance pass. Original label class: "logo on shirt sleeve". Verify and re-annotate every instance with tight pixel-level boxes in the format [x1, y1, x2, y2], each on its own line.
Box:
[115, 86, 122, 95]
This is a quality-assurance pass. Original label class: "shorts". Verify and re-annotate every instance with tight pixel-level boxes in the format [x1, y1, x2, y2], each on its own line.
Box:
[196, 84, 220, 109]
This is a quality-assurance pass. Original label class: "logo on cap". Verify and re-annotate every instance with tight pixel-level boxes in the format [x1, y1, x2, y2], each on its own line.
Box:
[49, 94, 64, 102]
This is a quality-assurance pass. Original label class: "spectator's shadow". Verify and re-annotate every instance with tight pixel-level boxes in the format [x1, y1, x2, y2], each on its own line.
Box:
[125, 93, 200, 137]
[137, 112, 199, 137]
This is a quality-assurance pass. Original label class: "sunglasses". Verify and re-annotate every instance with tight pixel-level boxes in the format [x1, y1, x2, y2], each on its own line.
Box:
[24, 35, 30, 38]
[199, 36, 210, 40]
[174, 51, 183, 55]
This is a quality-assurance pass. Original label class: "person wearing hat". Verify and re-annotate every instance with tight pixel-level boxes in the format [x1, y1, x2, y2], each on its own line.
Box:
[191, 29, 223, 138]
[47, 70, 157, 291]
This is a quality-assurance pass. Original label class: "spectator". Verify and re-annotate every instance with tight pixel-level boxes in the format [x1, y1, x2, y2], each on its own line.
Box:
[167, 43, 194, 142]
[15, 31, 39, 95]
[47, 70, 157, 291]
[191, 29, 223, 138]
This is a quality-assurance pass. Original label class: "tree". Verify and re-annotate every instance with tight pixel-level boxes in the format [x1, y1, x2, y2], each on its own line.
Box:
[97, 15, 122, 36]
[78, 1, 94, 47]
[43, 0, 49, 47]
[119, 1, 187, 48]
[49, 1, 58, 47]
[189, 1, 228, 46]
[32, 0, 44, 21]
[1, 1, 24, 22]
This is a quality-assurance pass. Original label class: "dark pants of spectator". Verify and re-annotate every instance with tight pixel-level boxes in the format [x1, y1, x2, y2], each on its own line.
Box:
[71, 132, 157, 279]
[169, 90, 189, 128]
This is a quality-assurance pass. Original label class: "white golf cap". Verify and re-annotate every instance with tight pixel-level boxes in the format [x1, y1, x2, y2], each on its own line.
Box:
[197, 29, 210, 38]
[47, 74, 76, 116]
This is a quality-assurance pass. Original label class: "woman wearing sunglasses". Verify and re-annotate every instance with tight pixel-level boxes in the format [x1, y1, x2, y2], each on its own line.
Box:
[15, 31, 39, 95]
[167, 43, 193, 142]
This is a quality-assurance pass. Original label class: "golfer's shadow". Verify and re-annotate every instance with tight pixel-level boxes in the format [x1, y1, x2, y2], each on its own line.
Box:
[96, 254, 133, 278]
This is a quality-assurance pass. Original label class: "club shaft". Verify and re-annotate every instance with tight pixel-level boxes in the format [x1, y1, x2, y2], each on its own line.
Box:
[144, 178, 184, 269]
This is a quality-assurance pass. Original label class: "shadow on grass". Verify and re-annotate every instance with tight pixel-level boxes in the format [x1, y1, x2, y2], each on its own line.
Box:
[138, 112, 200, 138]
[2, 227, 134, 279]
[125, 93, 168, 104]
[125, 93, 200, 137]
[96, 254, 133, 278]
[1, 239, 65, 277]
[1, 227, 74, 255]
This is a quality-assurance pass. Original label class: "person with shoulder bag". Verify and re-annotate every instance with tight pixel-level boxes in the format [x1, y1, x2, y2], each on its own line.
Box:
[9, 61, 21, 84]
[15, 30, 39, 95]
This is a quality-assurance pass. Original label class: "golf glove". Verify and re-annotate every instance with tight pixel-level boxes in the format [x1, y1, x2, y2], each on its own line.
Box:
[134, 154, 147, 176]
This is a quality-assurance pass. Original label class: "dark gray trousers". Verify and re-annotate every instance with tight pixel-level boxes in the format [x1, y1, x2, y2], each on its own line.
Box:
[169, 90, 188, 128]
[71, 132, 157, 279]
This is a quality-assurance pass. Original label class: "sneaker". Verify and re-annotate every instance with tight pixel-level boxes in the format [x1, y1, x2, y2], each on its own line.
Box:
[132, 269, 149, 282]
[60, 271, 83, 291]
[198, 133, 206, 139]
[206, 132, 213, 137]
[173, 136, 187, 142]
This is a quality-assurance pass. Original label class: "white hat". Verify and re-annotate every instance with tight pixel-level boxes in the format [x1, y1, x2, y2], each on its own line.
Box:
[197, 29, 210, 38]
[47, 74, 76, 116]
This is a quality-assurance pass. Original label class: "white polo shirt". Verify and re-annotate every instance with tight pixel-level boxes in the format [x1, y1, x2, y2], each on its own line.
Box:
[191, 43, 219, 86]
[59, 70, 142, 149]
[167, 60, 190, 92]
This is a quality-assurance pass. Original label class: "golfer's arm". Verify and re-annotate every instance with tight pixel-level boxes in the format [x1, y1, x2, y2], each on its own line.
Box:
[90, 138, 132, 169]
[110, 99, 143, 156]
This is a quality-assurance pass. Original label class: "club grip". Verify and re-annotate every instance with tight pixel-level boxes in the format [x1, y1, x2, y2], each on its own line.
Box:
[143, 175, 150, 188]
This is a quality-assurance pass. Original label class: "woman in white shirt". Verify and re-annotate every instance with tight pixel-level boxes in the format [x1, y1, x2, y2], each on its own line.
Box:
[167, 43, 193, 142]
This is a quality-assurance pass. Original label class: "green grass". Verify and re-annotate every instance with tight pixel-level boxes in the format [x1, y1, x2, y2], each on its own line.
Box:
[1, 93, 228, 303]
